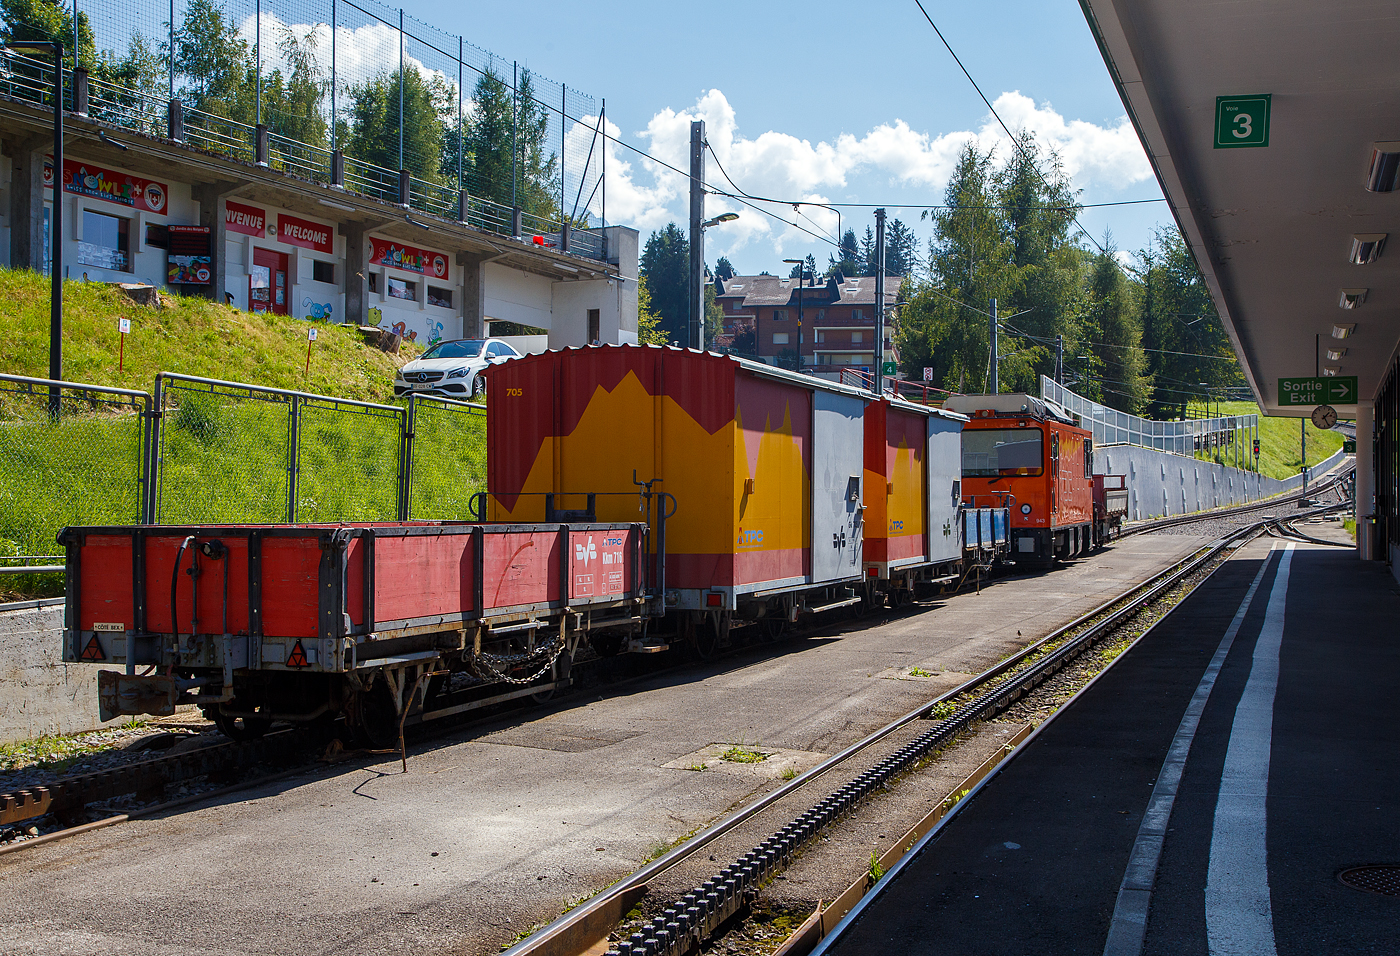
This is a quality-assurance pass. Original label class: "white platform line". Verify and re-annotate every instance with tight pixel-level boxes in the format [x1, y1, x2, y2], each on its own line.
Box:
[1205, 543, 1294, 956]
[1102, 545, 1278, 956]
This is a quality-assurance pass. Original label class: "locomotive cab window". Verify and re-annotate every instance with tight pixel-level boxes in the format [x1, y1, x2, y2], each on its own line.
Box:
[962, 428, 1043, 476]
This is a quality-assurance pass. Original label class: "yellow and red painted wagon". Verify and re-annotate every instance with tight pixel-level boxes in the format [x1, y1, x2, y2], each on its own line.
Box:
[860, 396, 968, 601]
[485, 345, 874, 644]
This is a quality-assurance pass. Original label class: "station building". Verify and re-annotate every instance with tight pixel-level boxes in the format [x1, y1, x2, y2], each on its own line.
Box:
[1081, 0, 1400, 578]
[0, 82, 638, 351]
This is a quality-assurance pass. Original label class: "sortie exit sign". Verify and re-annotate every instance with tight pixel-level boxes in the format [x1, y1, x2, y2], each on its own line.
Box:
[1278, 376, 1357, 405]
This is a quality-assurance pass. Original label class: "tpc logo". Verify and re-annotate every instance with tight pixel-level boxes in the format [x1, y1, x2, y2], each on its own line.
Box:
[737, 528, 764, 547]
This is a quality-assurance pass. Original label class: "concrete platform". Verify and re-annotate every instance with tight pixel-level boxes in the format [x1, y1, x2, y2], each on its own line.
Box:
[0, 535, 1206, 956]
[817, 538, 1400, 956]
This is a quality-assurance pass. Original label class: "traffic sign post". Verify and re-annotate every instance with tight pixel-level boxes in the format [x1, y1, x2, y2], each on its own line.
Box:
[1215, 94, 1271, 148]
[1278, 376, 1357, 406]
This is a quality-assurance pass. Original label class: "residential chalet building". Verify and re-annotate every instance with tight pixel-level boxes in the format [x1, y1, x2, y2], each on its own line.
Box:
[712, 272, 902, 376]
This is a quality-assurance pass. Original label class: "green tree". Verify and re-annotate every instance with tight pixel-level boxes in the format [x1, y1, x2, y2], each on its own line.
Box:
[462, 66, 560, 220]
[900, 144, 1011, 393]
[713, 256, 735, 281]
[173, 0, 247, 113]
[639, 223, 689, 344]
[1, 0, 96, 67]
[345, 67, 450, 179]
[829, 228, 859, 276]
[462, 67, 513, 202]
[884, 218, 917, 278]
[859, 226, 878, 276]
[513, 69, 561, 220]
[636, 276, 668, 345]
[1136, 227, 1245, 417]
[990, 133, 1084, 395]
[1081, 240, 1151, 411]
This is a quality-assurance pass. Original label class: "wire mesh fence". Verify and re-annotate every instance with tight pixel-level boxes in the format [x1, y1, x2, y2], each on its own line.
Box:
[2, 0, 607, 249]
[406, 394, 485, 520]
[0, 374, 151, 564]
[295, 393, 402, 522]
[154, 375, 297, 524]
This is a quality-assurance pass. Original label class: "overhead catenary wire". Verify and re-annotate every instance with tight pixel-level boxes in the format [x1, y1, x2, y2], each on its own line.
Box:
[911, 0, 1116, 258]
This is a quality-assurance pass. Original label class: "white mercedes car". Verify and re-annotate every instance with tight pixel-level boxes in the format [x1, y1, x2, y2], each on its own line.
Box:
[393, 338, 522, 399]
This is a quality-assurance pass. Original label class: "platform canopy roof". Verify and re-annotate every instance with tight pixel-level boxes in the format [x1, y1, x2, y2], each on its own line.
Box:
[1080, 0, 1400, 417]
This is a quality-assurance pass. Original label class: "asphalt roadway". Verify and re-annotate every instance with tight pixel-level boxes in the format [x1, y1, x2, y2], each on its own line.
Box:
[819, 534, 1399, 956]
[0, 535, 1208, 956]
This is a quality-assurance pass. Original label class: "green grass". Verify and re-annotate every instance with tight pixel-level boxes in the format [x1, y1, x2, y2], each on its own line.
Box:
[0, 267, 420, 400]
[1186, 400, 1344, 481]
[0, 269, 486, 600]
[720, 744, 769, 764]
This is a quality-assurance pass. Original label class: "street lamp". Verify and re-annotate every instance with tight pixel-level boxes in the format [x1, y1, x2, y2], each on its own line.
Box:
[782, 259, 809, 374]
[692, 212, 739, 350]
[2, 40, 64, 413]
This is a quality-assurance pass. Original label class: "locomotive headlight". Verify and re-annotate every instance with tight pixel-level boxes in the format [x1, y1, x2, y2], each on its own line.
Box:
[1020, 503, 1032, 515]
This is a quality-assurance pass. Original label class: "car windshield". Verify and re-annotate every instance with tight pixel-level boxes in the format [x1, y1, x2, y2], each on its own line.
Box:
[421, 339, 486, 360]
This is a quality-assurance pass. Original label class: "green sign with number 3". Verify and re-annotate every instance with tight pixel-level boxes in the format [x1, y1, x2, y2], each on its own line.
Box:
[1215, 94, 1271, 148]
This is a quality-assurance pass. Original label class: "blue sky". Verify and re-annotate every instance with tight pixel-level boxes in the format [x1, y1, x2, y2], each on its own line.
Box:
[392, 0, 1170, 276]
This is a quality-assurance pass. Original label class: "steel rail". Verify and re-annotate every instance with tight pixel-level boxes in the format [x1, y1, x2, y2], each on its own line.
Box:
[502, 526, 1260, 956]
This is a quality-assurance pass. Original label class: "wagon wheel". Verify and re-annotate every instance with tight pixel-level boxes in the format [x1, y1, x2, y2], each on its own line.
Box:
[688, 613, 719, 659]
[758, 613, 787, 642]
[211, 709, 273, 742]
[353, 677, 401, 750]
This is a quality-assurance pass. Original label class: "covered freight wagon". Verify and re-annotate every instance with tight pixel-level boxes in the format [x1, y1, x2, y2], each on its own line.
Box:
[861, 396, 968, 598]
[485, 346, 870, 627]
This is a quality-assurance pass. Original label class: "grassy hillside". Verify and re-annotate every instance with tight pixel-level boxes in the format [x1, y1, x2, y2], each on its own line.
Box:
[1188, 400, 1345, 481]
[0, 268, 420, 401]
[0, 269, 487, 601]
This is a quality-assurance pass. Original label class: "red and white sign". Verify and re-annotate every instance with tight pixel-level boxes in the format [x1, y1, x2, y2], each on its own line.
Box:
[369, 237, 448, 279]
[570, 531, 629, 600]
[47, 157, 167, 213]
[225, 200, 266, 238]
[277, 214, 333, 253]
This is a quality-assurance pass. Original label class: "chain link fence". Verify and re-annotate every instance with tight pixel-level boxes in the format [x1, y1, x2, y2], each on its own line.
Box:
[406, 394, 485, 520]
[2, 0, 607, 246]
[0, 375, 152, 574]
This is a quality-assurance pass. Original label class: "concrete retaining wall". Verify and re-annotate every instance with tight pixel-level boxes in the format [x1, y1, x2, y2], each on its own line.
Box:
[0, 600, 105, 744]
[1098, 445, 1347, 520]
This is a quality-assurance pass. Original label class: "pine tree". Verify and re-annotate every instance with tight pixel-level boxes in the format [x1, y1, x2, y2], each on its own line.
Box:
[714, 257, 735, 282]
[1082, 240, 1151, 412]
[860, 226, 878, 276]
[639, 224, 689, 345]
[884, 219, 916, 278]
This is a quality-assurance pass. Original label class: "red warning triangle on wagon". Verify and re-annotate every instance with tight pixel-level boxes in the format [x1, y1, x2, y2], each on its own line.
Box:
[285, 640, 310, 668]
[80, 635, 106, 661]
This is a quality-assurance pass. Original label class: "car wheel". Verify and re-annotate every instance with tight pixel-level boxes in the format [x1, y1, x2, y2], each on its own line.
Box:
[471, 376, 486, 398]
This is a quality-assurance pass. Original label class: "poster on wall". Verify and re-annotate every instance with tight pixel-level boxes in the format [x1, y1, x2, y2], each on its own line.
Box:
[368, 237, 449, 279]
[166, 225, 212, 285]
[46, 157, 167, 213]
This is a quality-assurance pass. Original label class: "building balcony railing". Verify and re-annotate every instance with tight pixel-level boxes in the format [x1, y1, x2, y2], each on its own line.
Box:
[0, 50, 608, 264]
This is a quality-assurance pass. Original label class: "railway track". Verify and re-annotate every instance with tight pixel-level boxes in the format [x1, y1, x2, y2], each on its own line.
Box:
[1119, 460, 1353, 537]
[2, 483, 1355, 866]
[502, 512, 1307, 956]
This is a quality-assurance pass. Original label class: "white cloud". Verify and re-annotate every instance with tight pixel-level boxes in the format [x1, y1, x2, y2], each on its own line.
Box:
[593, 89, 1153, 260]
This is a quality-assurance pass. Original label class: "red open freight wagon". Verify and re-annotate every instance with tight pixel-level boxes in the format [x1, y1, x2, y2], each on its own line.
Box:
[60, 520, 648, 739]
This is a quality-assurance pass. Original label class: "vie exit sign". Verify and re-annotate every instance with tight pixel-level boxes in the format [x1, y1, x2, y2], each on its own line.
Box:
[1278, 376, 1357, 405]
[1215, 94, 1271, 148]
